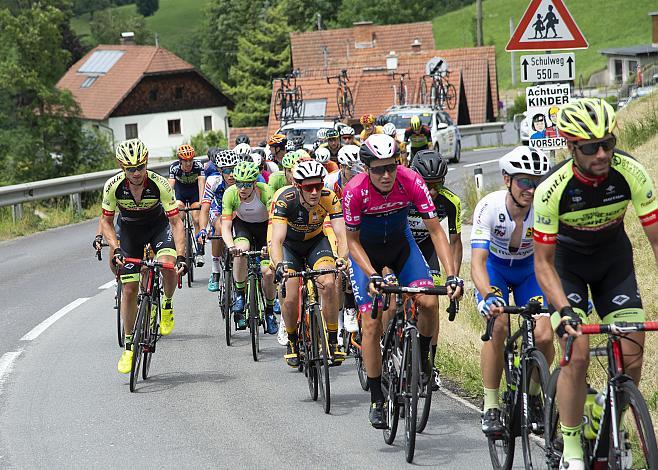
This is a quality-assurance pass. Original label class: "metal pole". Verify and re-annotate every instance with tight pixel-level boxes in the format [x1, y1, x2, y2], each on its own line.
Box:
[70, 193, 82, 215]
[476, 0, 483, 47]
[510, 17, 516, 87]
[11, 203, 23, 223]
[474, 167, 484, 200]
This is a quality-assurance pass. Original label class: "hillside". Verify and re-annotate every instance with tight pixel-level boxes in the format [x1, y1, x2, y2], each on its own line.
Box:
[432, 0, 657, 90]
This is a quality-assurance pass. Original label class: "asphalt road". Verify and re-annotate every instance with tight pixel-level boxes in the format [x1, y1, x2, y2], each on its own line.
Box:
[0, 147, 538, 469]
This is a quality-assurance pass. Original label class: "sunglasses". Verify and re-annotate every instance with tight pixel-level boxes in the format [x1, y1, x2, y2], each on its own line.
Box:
[221, 167, 235, 175]
[300, 182, 324, 193]
[368, 163, 397, 176]
[124, 164, 146, 173]
[235, 181, 254, 189]
[514, 177, 540, 191]
[575, 136, 616, 156]
[427, 179, 445, 188]
[341, 136, 352, 141]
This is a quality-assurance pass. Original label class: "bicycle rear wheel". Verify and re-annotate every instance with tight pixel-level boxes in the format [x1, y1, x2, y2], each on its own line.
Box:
[223, 264, 233, 346]
[116, 280, 124, 347]
[417, 363, 433, 433]
[344, 87, 354, 118]
[354, 331, 369, 391]
[313, 305, 331, 414]
[521, 350, 550, 470]
[419, 77, 429, 105]
[404, 330, 420, 463]
[129, 297, 148, 392]
[293, 87, 303, 117]
[488, 389, 516, 470]
[248, 277, 260, 362]
[544, 368, 562, 469]
[445, 83, 457, 110]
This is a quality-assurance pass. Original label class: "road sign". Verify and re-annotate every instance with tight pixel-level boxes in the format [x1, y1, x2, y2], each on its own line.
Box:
[506, 0, 588, 52]
[525, 83, 570, 150]
[520, 53, 575, 82]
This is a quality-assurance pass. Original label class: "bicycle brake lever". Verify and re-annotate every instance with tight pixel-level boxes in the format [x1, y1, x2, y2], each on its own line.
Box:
[178, 274, 182, 289]
[560, 335, 575, 367]
[481, 315, 495, 342]
[447, 299, 458, 321]
[96, 249, 102, 261]
[281, 281, 287, 299]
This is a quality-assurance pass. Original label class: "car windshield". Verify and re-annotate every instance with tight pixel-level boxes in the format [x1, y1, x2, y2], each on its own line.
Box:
[385, 113, 431, 129]
[283, 127, 326, 146]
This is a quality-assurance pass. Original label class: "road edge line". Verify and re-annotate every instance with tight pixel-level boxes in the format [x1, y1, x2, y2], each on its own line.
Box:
[20, 297, 90, 341]
[0, 349, 24, 393]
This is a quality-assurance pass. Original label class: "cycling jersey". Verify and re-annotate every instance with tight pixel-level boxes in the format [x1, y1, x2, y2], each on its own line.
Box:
[221, 182, 271, 223]
[471, 190, 535, 266]
[409, 186, 461, 243]
[533, 151, 658, 253]
[324, 170, 344, 198]
[359, 125, 384, 142]
[202, 175, 228, 224]
[319, 142, 341, 162]
[268, 171, 288, 193]
[169, 160, 204, 185]
[404, 125, 432, 149]
[102, 170, 179, 225]
[271, 186, 342, 241]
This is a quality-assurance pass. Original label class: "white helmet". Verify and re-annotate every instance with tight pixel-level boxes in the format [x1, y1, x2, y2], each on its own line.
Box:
[293, 160, 327, 182]
[499, 146, 550, 176]
[382, 122, 397, 137]
[233, 143, 252, 157]
[340, 126, 355, 136]
[359, 134, 398, 165]
[214, 149, 239, 168]
[314, 146, 331, 164]
[250, 152, 262, 167]
[316, 128, 329, 141]
[337, 145, 361, 166]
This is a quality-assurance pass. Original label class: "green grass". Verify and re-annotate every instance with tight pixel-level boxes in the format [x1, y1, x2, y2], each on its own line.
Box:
[433, 0, 658, 90]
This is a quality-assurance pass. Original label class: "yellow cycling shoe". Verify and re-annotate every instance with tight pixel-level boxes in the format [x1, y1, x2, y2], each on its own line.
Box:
[117, 348, 133, 374]
[160, 299, 174, 336]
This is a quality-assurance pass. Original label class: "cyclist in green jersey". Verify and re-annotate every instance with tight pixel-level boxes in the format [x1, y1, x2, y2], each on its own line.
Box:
[268, 150, 303, 193]
[533, 98, 658, 470]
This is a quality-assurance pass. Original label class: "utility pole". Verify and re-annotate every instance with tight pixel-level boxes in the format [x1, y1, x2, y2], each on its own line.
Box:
[476, 0, 483, 47]
[317, 13, 322, 31]
[510, 17, 515, 86]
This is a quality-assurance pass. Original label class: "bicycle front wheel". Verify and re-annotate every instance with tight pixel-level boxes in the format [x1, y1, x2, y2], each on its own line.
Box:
[446, 83, 457, 110]
[419, 77, 428, 105]
[248, 276, 260, 362]
[223, 265, 233, 346]
[116, 280, 124, 347]
[612, 381, 658, 469]
[521, 350, 550, 470]
[313, 305, 331, 414]
[186, 220, 195, 287]
[129, 297, 148, 392]
[344, 87, 354, 118]
[404, 330, 420, 463]
[382, 333, 400, 444]
[302, 312, 318, 401]
[417, 362, 433, 434]
[544, 368, 562, 469]
[274, 88, 284, 120]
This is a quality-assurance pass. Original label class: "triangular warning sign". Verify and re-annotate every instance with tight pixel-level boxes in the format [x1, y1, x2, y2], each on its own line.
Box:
[506, 0, 588, 51]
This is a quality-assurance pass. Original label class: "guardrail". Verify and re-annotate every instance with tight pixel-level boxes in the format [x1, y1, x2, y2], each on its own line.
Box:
[457, 122, 507, 147]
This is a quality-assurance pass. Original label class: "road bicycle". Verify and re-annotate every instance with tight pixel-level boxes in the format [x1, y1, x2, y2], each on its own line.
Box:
[545, 320, 658, 469]
[123, 255, 180, 392]
[180, 204, 201, 287]
[481, 300, 551, 470]
[208, 235, 234, 347]
[373, 282, 454, 463]
[340, 271, 368, 391]
[96, 241, 125, 347]
[392, 72, 409, 106]
[274, 72, 303, 122]
[281, 267, 338, 414]
[327, 69, 354, 118]
[419, 72, 457, 110]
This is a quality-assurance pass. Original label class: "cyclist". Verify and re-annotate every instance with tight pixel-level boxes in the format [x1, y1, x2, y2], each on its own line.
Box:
[269, 160, 349, 366]
[470, 146, 554, 435]
[340, 126, 358, 146]
[319, 129, 342, 164]
[268, 151, 302, 193]
[314, 146, 339, 174]
[359, 114, 383, 142]
[234, 142, 252, 161]
[383, 122, 407, 165]
[342, 134, 463, 428]
[235, 134, 250, 146]
[409, 149, 463, 391]
[221, 161, 278, 333]
[168, 144, 206, 266]
[533, 98, 658, 470]
[268, 133, 287, 166]
[100, 139, 187, 373]
[404, 115, 433, 165]
[198, 149, 239, 292]
[203, 147, 222, 178]
[251, 151, 271, 183]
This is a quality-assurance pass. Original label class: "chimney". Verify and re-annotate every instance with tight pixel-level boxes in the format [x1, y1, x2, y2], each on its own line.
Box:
[651, 12, 658, 48]
[120, 31, 135, 45]
[353, 21, 375, 48]
[411, 38, 422, 53]
[386, 51, 398, 71]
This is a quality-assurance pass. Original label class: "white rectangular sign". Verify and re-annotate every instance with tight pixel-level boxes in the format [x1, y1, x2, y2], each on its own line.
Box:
[520, 53, 575, 83]
[525, 83, 570, 150]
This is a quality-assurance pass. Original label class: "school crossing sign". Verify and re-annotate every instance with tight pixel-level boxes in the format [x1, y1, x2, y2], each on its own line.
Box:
[525, 83, 570, 150]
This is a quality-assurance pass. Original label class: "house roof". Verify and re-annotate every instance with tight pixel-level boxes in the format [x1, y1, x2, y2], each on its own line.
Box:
[600, 44, 658, 56]
[290, 21, 435, 71]
[57, 44, 222, 121]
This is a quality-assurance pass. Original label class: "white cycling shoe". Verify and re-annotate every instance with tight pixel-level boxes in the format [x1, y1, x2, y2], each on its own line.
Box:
[277, 315, 288, 346]
[343, 308, 359, 333]
[559, 457, 584, 470]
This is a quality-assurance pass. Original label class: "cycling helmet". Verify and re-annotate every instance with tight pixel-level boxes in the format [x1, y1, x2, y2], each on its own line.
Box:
[285, 140, 297, 152]
[337, 145, 361, 166]
[359, 134, 398, 166]
[410, 115, 421, 132]
[375, 115, 388, 127]
[268, 133, 287, 147]
[412, 149, 448, 180]
[281, 151, 301, 169]
[234, 142, 252, 157]
[499, 146, 550, 176]
[340, 126, 355, 136]
[296, 149, 312, 161]
[177, 144, 195, 160]
[556, 98, 617, 141]
[316, 128, 329, 141]
[116, 139, 148, 166]
[314, 146, 331, 164]
[292, 136, 305, 149]
[233, 160, 260, 182]
[235, 134, 250, 145]
[207, 147, 219, 162]
[250, 152, 262, 167]
[382, 122, 397, 137]
[214, 149, 239, 168]
[293, 160, 327, 182]
[360, 114, 376, 126]
[325, 129, 339, 140]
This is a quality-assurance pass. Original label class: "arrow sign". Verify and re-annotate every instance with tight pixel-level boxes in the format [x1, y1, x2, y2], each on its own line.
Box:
[520, 53, 575, 83]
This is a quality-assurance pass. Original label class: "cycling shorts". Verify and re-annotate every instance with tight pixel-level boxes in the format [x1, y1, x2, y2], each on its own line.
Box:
[282, 234, 335, 272]
[233, 218, 268, 252]
[417, 237, 444, 286]
[474, 257, 545, 311]
[554, 233, 644, 323]
[119, 219, 176, 283]
[175, 184, 199, 204]
[349, 230, 432, 313]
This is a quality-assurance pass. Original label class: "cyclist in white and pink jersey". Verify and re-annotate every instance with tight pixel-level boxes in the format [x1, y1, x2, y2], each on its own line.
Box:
[342, 134, 463, 429]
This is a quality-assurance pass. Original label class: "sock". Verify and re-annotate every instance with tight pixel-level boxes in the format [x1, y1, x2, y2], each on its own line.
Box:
[285, 325, 297, 335]
[235, 281, 245, 291]
[419, 334, 432, 371]
[287, 332, 298, 347]
[561, 423, 584, 461]
[327, 322, 338, 344]
[483, 387, 499, 411]
[212, 256, 221, 273]
[266, 298, 275, 308]
[125, 335, 133, 349]
[529, 377, 541, 396]
[162, 295, 172, 309]
[368, 376, 384, 403]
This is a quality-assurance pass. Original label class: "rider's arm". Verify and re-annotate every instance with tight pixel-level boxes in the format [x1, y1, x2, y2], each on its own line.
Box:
[100, 177, 119, 252]
[450, 233, 463, 276]
[624, 156, 658, 264]
[643, 222, 658, 265]
[269, 221, 287, 267]
[197, 174, 206, 202]
[221, 216, 234, 248]
[156, 173, 185, 257]
[470, 247, 493, 298]
[330, 217, 349, 260]
[534, 242, 569, 311]
[346, 229, 376, 277]
[168, 215, 186, 257]
[100, 213, 118, 252]
[168, 178, 176, 190]
[220, 186, 238, 248]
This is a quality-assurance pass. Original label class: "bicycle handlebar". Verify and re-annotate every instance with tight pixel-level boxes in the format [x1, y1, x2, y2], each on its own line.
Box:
[279, 268, 339, 299]
[481, 300, 549, 342]
[124, 257, 177, 271]
[95, 242, 109, 261]
[370, 282, 454, 320]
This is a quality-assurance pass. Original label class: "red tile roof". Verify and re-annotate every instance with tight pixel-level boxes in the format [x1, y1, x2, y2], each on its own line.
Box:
[57, 44, 197, 120]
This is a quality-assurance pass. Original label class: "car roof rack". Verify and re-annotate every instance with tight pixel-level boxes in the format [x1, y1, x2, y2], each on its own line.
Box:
[280, 115, 341, 125]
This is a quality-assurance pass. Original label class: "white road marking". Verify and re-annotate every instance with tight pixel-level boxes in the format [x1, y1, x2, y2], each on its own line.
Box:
[98, 280, 116, 290]
[20, 297, 90, 341]
[439, 386, 480, 414]
[462, 158, 500, 168]
[0, 349, 23, 393]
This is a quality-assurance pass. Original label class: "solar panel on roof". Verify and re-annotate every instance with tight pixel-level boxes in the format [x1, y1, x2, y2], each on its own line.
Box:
[80, 76, 97, 88]
[78, 50, 125, 74]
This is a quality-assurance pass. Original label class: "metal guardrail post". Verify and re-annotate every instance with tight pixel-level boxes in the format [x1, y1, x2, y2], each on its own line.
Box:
[476, 134, 482, 147]
[70, 193, 82, 215]
[496, 131, 503, 146]
[474, 166, 483, 200]
[12, 204, 23, 222]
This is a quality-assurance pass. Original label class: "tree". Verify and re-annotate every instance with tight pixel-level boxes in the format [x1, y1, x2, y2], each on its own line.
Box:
[136, 0, 157, 17]
[336, 0, 436, 26]
[279, 0, 342, 31]
[90, 8, 154, 45]
[225, 3, 291, 127]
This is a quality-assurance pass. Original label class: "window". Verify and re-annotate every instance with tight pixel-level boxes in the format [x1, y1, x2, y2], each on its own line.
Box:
[175, 87, 183, 99]
[301, 99, 326, 118]
[168, 119, 181, 135]
[614, 59, 623, 83]
[125, 123, 138, 139]
[204, 115, 212, 131]
[80, 76, 97, 88]
[149, 89, 158, 101]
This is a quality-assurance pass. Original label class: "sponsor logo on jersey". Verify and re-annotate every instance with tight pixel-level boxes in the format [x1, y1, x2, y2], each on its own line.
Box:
[541, 172, 567, 204]
[525, 227, 533, 237]
[567, 293, 582, 304]
[498, 213, 505, 222]
[612, 295, 630, 306]
[493, 224, 506, 237]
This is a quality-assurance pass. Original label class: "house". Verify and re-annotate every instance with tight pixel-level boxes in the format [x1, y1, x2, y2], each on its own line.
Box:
[599, 12, 658, 85]
[57, 38, 233, 158]
[266, 21, 499, 135]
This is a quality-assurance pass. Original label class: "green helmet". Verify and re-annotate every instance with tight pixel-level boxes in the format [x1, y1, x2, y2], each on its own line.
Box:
[233, 160, 260, 182]
[281, 151, 301, 169]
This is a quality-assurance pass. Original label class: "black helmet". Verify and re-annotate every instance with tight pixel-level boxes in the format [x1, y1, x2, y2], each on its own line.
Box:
[235, 134, 250, 145]
[207, 147, 219, 161]
[375, 115, 389, 126]
[292, 136, 305, 150]
[412, 149, 448, 179]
